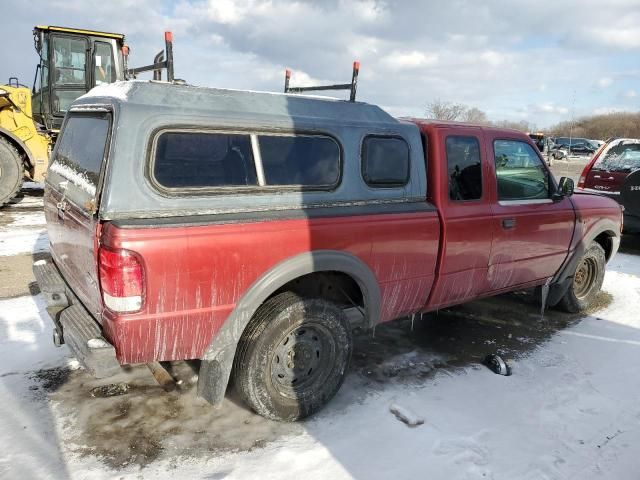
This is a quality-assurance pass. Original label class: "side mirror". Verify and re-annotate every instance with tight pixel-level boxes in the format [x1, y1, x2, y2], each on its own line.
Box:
[556, 177, 574, 199]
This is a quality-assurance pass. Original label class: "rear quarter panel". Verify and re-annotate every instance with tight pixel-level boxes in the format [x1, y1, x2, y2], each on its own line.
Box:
[101, 210, 439, 364]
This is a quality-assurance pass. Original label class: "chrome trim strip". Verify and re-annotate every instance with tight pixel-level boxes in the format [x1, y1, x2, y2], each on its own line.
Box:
[581, 187, 620, 196]
[498, 199, 553, 206]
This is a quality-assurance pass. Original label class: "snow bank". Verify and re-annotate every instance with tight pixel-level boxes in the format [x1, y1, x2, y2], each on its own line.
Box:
[0, 296, 68, 373]
[78, 81, 134, 102]
[0, 227, 48, 256]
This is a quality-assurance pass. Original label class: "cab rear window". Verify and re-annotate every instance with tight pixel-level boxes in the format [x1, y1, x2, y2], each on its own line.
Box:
[49, 114, 110, 197]
[593, 141, 640, 172]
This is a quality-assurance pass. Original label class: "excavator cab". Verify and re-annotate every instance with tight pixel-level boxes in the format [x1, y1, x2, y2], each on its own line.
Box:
[31, 26, 126, 131]
[0, 26, 174, 206]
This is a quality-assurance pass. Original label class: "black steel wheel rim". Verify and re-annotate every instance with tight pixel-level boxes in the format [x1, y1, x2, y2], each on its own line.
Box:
[269, 321, 337, 398]
[574, 256, 597, 299]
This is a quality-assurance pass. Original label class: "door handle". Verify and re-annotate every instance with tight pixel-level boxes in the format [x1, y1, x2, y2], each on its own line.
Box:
[502, 218, 516, 229]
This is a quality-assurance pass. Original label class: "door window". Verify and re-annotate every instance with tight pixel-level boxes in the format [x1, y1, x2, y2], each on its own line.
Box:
[52, 36, 87, 86]
[494, 140, 549, 201]
[446, 136, 482, 200]
[94, 42, 116, 85]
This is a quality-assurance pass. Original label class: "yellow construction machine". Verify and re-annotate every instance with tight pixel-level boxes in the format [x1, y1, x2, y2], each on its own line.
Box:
[0, 26, 174, 206]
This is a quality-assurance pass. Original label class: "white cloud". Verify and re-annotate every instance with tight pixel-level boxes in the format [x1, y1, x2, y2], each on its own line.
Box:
[479, 50, 506, 67]
[381, 51, 438, 70]
[587, 27, 640, 49]
[597, 77, 614, 88]
[622, 89, 637, 99]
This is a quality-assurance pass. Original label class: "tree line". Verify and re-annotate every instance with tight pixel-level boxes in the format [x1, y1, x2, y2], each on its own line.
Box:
[426, 99, 640, 140]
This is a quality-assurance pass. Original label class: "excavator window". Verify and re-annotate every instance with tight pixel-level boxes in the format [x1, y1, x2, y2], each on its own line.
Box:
[93, 42, 116, 85]
[52, 36, 87, 86]
[51, 35, 88, 115]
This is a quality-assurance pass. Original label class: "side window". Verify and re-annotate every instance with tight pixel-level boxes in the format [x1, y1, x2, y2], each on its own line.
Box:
[362, 136, 410, 187]
[41, 36, 49, 89]
[94, 42, 116, 85]
[50, 114, 110, 198]
[153, 132, 257, 189]
[494, 140, 549, 201]
[258, 135, 340, 187]
[446, 136, 482, 201]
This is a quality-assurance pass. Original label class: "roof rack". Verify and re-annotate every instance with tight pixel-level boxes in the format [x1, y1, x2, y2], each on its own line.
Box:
[284, 61, 360, 102]
[126, 31, 175, 82]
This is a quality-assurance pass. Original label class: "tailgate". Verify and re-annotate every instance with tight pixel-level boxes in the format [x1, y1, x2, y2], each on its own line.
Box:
[44, 111, 112, 320]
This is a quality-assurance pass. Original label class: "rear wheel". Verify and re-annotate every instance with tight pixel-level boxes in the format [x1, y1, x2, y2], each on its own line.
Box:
[233, 292, 352, 421]
[0, 138, 23, 207]
[558, 242, 606, 313]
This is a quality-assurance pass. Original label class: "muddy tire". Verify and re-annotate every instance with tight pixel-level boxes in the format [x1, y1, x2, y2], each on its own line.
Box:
[233, 292, 352, 421]
[0, 137, 23, 207]
[557, 242, 606, 313]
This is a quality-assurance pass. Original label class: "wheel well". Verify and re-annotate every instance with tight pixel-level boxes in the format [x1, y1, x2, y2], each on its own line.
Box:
[593, 231, 615, 261]
[270, 271, 364, 310]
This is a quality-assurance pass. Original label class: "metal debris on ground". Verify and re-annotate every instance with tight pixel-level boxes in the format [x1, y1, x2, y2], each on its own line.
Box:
[483, 353, 512, 376]
[90, 382, 130, 398]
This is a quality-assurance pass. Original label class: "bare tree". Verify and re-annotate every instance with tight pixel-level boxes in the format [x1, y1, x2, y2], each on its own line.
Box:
[462, 107, 489, 125]
[493, 119, 531, 132]
[426, 99, 467, 121]
[547, 112, 640, 140]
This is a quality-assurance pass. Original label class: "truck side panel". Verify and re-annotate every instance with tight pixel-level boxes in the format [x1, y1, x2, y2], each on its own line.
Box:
[100, 208, 440, 364]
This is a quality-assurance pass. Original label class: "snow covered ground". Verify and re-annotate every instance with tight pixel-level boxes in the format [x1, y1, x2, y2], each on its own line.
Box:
[1, 187, 640, 479]
[0, 190, 48, 256]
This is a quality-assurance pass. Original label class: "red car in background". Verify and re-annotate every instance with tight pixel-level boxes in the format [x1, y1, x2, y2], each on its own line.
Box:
[578, 138, 640, 233]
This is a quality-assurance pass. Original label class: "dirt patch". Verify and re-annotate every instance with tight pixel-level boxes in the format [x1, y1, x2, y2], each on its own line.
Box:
[29, 366, 72, 392]
[44, 362, 301, 470]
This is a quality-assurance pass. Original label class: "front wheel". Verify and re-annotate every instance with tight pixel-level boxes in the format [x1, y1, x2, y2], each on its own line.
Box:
[558, 242, 606, 313]
[233, 292, 352, 421]
[0, 138, 23, 207]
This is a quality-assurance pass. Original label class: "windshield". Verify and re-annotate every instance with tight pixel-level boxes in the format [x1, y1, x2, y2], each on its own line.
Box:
[593, 140, 640, 172]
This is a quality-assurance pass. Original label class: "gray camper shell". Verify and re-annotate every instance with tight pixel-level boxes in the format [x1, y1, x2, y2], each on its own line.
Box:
[67, 81, 427, 220]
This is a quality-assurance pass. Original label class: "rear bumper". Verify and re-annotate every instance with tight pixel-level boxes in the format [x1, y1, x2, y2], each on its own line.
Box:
[32, 259, 121, 378]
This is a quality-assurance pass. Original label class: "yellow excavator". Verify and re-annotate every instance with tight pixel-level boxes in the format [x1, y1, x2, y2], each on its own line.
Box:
[0, 25, 174, 206]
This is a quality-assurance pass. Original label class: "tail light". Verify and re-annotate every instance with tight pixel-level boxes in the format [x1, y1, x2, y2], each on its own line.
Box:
[99, 247, 144, 313]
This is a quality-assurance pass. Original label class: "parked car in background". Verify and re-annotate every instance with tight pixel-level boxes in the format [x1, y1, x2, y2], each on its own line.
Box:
[578, 138, 640, 232]
[550, 137, 597, 159]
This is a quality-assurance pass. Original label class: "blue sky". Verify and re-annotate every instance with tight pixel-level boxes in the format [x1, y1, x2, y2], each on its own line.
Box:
[1, 0, 639, 128]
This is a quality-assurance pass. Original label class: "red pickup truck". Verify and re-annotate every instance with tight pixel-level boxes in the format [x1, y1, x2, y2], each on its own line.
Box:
[34, 81, 622, 421]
